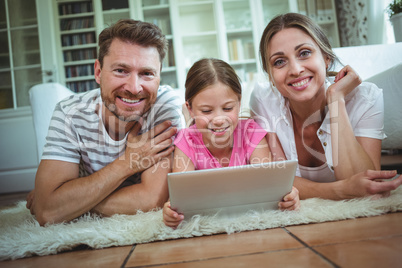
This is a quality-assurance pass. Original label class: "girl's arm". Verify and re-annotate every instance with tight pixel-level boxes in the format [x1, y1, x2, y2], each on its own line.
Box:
[172, 147, 195, 172]
[163, 147, 195, 228]
[249, 134, 272, 164]
[252, 134, 300, 209]
[327, 65, 380, 180]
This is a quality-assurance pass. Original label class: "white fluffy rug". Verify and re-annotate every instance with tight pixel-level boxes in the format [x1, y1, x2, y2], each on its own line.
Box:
[1, 187, 402, 261]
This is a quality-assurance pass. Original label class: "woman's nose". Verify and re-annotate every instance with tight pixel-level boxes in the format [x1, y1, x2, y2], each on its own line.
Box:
[288, 60, 304, 76]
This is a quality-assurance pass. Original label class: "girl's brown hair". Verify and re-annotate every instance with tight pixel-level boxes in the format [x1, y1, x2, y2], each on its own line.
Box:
[185, 58, 242, 107]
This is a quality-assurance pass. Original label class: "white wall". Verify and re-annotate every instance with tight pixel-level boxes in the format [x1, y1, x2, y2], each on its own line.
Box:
[0, 108, 38, 193]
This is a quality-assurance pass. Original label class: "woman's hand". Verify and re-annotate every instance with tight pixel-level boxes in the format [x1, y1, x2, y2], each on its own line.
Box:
[279, 186, 301, 211]
[327, 65, 362, 103]
[163, 201, 184, 228]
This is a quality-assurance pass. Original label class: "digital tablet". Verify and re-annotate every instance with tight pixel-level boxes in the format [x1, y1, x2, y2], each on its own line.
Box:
[167, 160, 298, 218]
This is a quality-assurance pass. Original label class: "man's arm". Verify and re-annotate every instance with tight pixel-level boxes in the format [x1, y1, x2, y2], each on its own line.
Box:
[29, 121, 176, 225]
[91, 156, 172, 216]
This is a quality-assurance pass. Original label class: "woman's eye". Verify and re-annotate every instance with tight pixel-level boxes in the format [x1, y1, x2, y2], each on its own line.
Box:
[300, 50, 312, 58]
[273, 59, 285, 67]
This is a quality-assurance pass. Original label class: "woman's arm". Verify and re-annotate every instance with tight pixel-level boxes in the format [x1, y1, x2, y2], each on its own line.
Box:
[264, 132, 400, 200]
[327, 65, 380, 180]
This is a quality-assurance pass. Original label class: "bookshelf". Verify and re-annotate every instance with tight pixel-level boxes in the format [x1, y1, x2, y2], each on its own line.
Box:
[52, 0, 340, 93]
[56, 0, 98, 93]
[297, 0, 340, 47]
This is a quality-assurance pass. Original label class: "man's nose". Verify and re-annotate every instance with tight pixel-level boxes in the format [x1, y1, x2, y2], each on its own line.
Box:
[126, 75, 143, 95]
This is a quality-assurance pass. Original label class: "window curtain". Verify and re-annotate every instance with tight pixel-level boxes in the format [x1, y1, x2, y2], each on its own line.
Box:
[335, 0, 391, 46]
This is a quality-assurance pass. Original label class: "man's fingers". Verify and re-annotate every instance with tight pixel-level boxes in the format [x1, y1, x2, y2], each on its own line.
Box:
[148, 121, 173, 139]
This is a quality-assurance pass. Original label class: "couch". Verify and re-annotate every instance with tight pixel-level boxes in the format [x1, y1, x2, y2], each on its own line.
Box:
[332, 43, 402, 170]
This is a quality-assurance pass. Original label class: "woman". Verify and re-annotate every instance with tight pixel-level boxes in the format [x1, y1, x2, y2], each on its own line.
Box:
[251, 13, 401, 200]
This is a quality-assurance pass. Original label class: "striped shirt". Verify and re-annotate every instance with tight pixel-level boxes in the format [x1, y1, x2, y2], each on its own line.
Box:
[42, 85, 184, 184]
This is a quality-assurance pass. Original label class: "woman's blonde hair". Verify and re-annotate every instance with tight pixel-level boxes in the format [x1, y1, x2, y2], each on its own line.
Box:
[259, 13, 339, 82]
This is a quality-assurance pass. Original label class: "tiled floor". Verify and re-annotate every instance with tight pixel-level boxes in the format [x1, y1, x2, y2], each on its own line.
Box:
[1, 192, 402, 267]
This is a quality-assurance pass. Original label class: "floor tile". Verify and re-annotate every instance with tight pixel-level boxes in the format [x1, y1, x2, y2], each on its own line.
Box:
[0, 192, 28, 210]
[0, 245, 133, 268]
[314, 235, 402, 268]
[152, 248, 333, 268]
[126, 228, 303, 267]
[286, 212, 402, 246]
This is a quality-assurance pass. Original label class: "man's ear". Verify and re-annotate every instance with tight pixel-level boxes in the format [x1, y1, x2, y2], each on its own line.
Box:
[94, 59, 101, 84]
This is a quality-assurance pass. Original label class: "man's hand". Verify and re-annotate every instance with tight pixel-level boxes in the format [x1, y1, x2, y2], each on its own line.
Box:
[122, 120, 177, 174]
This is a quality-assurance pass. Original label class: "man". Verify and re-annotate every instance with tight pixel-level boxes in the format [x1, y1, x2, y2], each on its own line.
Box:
[26, 19, 184, 226]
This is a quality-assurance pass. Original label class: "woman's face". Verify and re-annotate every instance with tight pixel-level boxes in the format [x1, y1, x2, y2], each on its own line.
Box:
[267, 28, 330, 103]
[187, 82, 240, 149]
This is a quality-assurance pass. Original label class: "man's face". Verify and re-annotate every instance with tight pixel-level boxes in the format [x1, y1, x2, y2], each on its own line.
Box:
[95, 38, 161, 122]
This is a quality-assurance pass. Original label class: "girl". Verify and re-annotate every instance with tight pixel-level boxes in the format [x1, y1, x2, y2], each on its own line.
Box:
[163, 58, 300, 228]
[251, 13, 400, 200]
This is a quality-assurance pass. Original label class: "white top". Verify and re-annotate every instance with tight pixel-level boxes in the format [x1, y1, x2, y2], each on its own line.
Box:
[42, 85, 184, 183]
[249, 79, 386, 182]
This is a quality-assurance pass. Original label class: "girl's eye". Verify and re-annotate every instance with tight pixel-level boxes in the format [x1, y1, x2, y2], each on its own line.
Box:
[201, 110, 212, 114]
[223, 107, 233, 111]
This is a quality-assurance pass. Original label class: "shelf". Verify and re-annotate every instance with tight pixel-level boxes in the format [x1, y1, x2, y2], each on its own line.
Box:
[62, 43, 97, 51]
[65, 75, 94, 82]
[60, 27, 96, 35]
[178, 2, 215, 35]
[64, 59, 94, 67]
[162, 66, 177, 73]
[102, 8, 130, 15]
[59, 12, 95, 19]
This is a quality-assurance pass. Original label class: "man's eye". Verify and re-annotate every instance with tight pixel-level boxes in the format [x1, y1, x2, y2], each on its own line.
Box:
[143, 71, 154, 76]
[115, 69, 126, 74]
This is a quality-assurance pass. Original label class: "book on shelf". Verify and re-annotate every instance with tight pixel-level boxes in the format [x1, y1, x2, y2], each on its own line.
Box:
[62, 32, 95, 47]
[59, 2, 93, 16]
[162, 40, 175, 68]
[63, 48, 96, 62]
[147, 18, 171, 35]
[60, 18, 94, 31]
[65, 64, 94, 78]
[297, 0, 307, 15]
[67, 80, 98, 93]
[228, 39, 255, 61]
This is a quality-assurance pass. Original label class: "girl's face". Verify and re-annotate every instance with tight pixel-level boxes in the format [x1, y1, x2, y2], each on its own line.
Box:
[267, 28, 330, 104]
[187, 82, 240, 149]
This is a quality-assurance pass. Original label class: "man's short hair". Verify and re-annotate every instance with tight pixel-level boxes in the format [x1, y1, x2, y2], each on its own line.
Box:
[98, 19, 168, 68]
